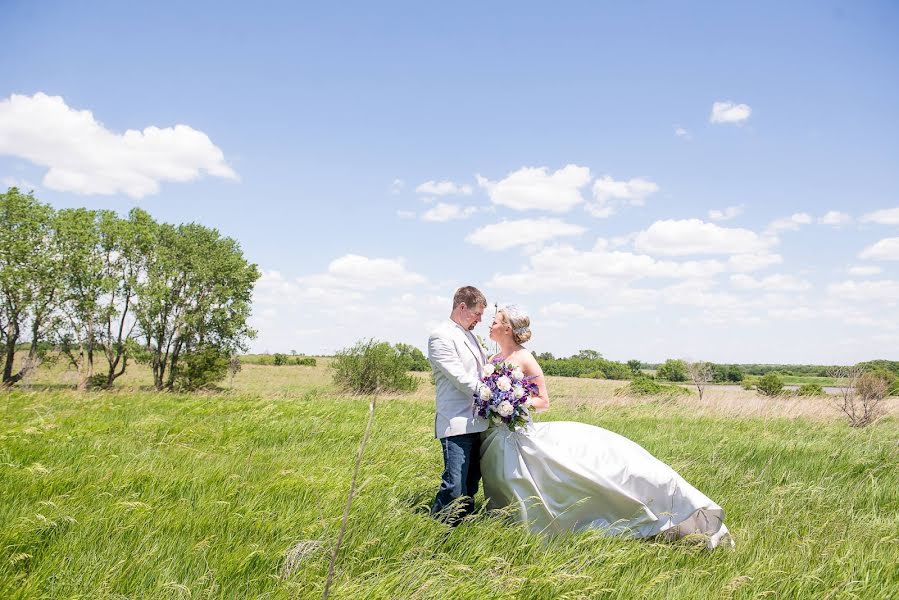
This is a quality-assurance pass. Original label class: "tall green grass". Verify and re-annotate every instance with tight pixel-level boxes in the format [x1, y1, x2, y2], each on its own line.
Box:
[1, 364, 897, 598]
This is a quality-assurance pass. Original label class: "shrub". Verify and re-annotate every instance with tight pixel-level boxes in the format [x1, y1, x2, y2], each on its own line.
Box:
[627, 359, 642, 375]
[331, 339, 420, 394]
[538, 356, 632, 379]
[294, 356, 317, 366]
[657, 359, 688, 382]
[88, 373, 110, 390]
[257, 354, 274, 366]
[273, 353, 288, 366]
[756, 373, 784, 396]
[616, 375, 688, 398]
[797, 383, 825, 397]
[173, 346, 229, 391]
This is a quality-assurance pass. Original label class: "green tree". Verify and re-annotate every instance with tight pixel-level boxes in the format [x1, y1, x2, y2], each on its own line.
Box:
[627, 359, 642, 375]
[95, 208, 155, 388]
[395, 342, 430, 371]
[757, 372, 784, 396]
[135, 221, 260, 390]
[0, 188, 61, 387]
[53, 208, 106, 389]
[657, 358, 688, 382]
[575, 349, 603, 360]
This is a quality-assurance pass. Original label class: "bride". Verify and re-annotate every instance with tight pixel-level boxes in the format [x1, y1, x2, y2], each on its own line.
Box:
[479, 305, 734, 549]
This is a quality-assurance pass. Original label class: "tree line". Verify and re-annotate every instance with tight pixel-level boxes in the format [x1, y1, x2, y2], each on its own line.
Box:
[1, 187, 259, 390]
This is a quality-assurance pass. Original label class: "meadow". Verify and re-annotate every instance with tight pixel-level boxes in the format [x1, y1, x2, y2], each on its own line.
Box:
[1, 361, 897, 599]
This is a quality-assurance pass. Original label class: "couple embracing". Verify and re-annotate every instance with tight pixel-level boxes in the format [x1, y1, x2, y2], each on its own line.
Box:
[428, 286, 734, 549]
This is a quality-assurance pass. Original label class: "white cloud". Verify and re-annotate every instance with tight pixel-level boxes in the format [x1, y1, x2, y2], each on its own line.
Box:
[765, 213, 813, 235]
[476, 164, 591, 212]
[709, 101, 752, 124]
[415, 180, 473, 196]
[487, 243, 726, 294]
[0, 92, 237, 198]
[587, 176, 659, 218]
[828, 279, 899, 302]
[466, 218, 585, 251]
[2, 175, 38, 191]
[727, 253, 783, 272]
[634, 219, 776, 256]
[390, 178, 405, 194]
[848, 265, 882, 276]
[661, 279, 742, 309]
[299, 254, 427, 290]
[540, 302, 604, 319]
[674, 126, 691, 140]
[730, 273, 812, 292]
[421, 202, 478, 222]
[818, 211, 852, 226]
[860, 207, 899, 225]
[708, 205, 744, 221]
[859, 237, 899, 261]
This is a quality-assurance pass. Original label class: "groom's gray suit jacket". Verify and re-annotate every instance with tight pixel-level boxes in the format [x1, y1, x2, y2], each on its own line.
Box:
[428, 319, 488, 439]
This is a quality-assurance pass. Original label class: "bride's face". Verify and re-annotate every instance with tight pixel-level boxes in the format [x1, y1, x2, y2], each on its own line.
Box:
[488, 312, 511, 342]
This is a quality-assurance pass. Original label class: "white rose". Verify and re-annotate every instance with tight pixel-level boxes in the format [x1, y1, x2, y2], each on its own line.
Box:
[497, 400, 514, 417]
[511, 367, 524, 381]
[482, 364, 495, 377]
[496, 376, 512, 392]
[512, 386, 525, 399]
[479, 386, 492, 402]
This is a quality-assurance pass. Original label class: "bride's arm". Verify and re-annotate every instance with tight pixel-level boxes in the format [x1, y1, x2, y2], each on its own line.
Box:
[522, 354, 550, 411]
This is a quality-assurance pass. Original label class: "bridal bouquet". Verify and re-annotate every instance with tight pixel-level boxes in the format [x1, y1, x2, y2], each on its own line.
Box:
[473, 358, 540, 431]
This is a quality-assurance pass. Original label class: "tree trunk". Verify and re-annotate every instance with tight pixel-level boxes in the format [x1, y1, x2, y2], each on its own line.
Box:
[165, 337, 184, 390]
[2, 319, 19, 386]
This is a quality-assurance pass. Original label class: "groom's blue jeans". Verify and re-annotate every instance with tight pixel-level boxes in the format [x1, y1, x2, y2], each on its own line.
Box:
[431, 432, 481, 525]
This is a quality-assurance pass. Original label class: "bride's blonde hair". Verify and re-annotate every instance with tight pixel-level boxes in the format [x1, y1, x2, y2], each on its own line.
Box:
[497, 304, 532, 345]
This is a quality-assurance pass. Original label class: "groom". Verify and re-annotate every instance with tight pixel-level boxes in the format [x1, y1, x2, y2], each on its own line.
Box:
[428, 285, 489, 526]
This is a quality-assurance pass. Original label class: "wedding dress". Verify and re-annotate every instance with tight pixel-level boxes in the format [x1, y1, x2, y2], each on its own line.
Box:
[480, 420, 734, 549]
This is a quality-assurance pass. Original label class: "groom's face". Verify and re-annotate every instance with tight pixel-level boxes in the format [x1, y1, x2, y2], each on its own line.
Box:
[460, 302, 485, 330]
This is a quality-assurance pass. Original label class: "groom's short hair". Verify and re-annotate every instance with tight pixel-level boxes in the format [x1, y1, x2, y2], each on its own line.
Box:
[453, 286, 486, 310]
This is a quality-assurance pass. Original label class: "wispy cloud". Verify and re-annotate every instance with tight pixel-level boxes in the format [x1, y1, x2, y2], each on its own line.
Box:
[466, 218, 585, 251]
[860, 207, 899, 225]
[587, 176, 659, 218]
[634, 219, 775, 256]
[818, 211, 852, 226]
[708, 205, 744, 222]
[710, 101, 752, 124]
[415, 180, 472, 196]
[421, 202, 478, 222]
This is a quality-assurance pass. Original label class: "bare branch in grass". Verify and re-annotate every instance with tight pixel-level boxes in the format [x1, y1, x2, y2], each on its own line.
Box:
[828, 365, 887, 427]
[685, 361, 713, 402]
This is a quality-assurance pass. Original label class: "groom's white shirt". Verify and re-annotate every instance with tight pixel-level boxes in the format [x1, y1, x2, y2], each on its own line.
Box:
[428, 319, 488, 439]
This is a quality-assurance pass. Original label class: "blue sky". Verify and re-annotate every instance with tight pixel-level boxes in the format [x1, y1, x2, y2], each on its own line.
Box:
[1, 1, 898, 363]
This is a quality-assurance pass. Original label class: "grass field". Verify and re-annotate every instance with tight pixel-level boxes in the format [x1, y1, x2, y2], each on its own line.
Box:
[2, 361, 898, 598]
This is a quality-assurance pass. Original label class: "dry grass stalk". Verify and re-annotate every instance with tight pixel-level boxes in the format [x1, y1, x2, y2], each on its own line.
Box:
[280, 540, 322, 580]
[322, 393, 377, 600]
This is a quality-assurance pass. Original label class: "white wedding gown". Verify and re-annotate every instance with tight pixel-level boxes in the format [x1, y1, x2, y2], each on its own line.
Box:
[480, 420, 734, 549]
